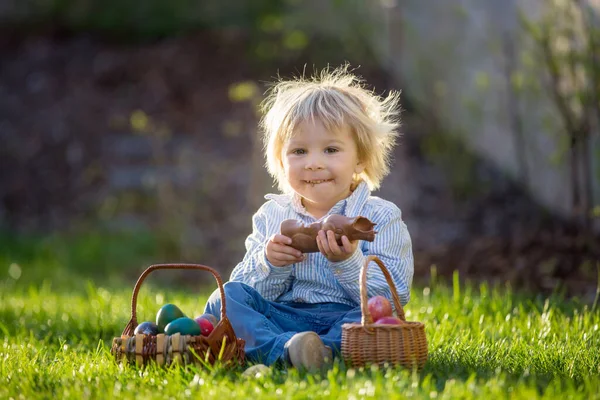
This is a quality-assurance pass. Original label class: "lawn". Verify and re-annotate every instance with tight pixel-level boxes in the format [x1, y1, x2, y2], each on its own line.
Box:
[1, 231, 599, 399]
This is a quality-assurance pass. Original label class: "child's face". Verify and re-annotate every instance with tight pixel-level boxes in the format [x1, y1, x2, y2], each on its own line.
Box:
[281, 119, 365, 213]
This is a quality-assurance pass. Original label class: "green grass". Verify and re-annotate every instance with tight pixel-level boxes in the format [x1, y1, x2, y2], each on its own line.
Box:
[1, 232, 600, 399]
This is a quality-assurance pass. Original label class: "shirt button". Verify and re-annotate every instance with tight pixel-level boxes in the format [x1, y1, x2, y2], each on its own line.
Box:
[335, 269, 342, 275]
[295, 298, 305, 303]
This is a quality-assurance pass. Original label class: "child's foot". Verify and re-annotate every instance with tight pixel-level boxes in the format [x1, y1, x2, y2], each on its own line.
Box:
[284, 331, 332, 372]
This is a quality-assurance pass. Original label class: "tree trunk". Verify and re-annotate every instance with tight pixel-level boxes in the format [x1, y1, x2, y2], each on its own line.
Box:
[581, 129, 593, 230]
[571, 135, 582, 225]
[503, 34, 529, 187]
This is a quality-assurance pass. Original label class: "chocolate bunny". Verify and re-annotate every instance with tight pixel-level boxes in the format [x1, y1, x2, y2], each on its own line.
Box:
[280, 214, 377, 253]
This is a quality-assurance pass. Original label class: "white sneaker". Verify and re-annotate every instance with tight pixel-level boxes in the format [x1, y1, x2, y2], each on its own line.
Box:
[285, 331, 332, 372]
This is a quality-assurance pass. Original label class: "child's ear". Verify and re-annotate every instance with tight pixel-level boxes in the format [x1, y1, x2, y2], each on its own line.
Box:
[354, 160, 366, 174]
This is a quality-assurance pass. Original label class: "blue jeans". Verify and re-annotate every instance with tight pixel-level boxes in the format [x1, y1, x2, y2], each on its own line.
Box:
[204, 281, 361, 366]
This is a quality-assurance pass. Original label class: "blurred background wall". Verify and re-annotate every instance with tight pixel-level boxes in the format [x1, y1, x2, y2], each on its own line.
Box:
[385, 0, 600, 224]
[1, 0, 599, 298]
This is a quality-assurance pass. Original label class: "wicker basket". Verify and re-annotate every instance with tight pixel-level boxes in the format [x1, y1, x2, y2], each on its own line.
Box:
[111, 263, 245, 368]
[341, 256, 428, 369]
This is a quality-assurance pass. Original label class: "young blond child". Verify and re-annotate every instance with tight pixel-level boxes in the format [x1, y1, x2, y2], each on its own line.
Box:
[204, 65, 414, 370]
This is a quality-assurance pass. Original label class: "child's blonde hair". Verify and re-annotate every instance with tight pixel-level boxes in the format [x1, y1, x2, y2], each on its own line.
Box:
[260, 65, 401, 193]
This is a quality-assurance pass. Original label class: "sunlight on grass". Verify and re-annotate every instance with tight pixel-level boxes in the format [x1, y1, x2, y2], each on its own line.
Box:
[1, 233, 599, 399]
[2, 278, 599, 399]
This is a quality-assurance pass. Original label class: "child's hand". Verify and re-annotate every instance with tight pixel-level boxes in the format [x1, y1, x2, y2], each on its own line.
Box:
[316, 230, 358, 262]
[266, 234, 305, 267]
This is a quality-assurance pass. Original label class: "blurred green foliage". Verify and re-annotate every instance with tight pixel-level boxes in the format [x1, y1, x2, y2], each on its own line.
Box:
[0, 229, 158, 289]
[519, 0, 600, 223]
[4, 0, 380, 66]
[7, 0, 284, 38]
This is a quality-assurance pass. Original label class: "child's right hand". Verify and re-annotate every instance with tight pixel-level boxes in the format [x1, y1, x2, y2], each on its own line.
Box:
[266, 234, 305, 267]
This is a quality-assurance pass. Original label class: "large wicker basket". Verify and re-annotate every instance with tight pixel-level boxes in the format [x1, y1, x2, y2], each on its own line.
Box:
[341, 256, 428, 369]
[111, 263, 245, 368]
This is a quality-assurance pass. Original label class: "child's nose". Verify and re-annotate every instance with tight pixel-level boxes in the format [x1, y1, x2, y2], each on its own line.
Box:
[304, 154, 324, 170]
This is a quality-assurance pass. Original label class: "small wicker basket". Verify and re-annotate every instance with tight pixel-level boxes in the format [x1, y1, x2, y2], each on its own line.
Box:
[341, 256, 428, 369]
[111, 263, 245, 368]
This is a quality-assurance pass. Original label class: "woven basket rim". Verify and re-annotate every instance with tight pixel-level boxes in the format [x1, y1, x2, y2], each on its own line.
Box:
[342, 320, 424, 328]
[114, 333, 222, 338]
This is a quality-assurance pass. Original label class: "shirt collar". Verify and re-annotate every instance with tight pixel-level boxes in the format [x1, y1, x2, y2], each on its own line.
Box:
[264, 181, 371, 219]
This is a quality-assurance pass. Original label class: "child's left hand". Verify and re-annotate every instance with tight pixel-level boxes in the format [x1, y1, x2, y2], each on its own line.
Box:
[316, 230, 358, 262]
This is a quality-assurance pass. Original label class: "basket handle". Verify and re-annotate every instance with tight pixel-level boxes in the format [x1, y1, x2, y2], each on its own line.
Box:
[360, 255, 406, 325]
[121, 263, 228, 336]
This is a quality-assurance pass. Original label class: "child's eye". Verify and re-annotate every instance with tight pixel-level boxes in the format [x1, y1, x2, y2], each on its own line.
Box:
[292, 148, 306, 155]
[325, 147, 339, 154]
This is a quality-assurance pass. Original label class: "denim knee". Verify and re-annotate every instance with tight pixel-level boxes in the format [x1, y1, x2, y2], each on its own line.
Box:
[207, 281, 246, 303]
[205, 281, 256, 317]
[223, 281, 251, 296]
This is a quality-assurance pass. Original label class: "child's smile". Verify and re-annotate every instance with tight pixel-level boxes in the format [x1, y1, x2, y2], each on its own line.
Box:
[282, 119, 365, 218]
[304, 179, 333, 185]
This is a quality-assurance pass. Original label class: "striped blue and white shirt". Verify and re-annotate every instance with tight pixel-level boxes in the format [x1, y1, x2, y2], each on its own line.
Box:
[230, 181, 414, 307]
